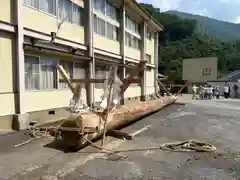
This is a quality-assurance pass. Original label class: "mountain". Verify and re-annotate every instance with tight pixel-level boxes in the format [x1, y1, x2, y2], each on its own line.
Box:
[167, 10, 240, 41]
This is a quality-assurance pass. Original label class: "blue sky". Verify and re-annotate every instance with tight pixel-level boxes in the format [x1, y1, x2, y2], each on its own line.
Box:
[137, 0, 240, 23]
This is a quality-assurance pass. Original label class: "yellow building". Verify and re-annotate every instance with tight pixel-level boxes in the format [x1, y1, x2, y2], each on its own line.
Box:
[0, 0, 163, 130]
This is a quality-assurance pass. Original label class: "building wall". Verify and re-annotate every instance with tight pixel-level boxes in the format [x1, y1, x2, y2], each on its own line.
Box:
[146, 68, 155, 94]
[0, 31, 16, 116]
[0, 0, 15, 24]
[0, 0, 162, 127]
[94, 34, 120, 55]
[23, 6, 85, 45]
[182, 57, 218, 82]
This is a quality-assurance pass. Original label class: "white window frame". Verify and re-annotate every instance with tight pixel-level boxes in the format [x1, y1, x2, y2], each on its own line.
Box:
[93, 0, 118, 21]
[125, 14, 140, 35]
[25, 54, 41, 90]
[125, 32, 140, 50]
[94, 15, 119, 42]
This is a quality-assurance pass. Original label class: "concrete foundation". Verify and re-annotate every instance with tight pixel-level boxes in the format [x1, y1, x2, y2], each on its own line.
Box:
[0, 94, 157, 131]
[12, 113, 29, 130]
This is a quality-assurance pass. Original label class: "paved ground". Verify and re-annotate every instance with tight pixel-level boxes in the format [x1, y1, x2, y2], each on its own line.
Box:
[1, 95, 240, 180]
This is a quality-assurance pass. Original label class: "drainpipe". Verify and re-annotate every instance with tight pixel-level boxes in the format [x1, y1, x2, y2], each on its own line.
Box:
[14, 0, 28, 130]
[120, 1, 126, 105]
[140, 22, 146, 101]
[154, 32, 159, 94]
[85, 0, 95, 107]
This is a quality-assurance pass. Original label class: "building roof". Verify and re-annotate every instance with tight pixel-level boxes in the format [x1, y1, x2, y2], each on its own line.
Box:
[214, 69, 240, 82]
[126, 0, 164, 31]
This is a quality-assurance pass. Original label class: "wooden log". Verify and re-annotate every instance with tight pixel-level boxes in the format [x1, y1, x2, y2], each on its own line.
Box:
[59, 78, 141, 84]
[60, 96, 177, 150]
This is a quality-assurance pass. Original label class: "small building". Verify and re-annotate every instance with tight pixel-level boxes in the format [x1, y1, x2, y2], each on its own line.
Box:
[182, 57, 218, 93]
[208, 70, 240, 98]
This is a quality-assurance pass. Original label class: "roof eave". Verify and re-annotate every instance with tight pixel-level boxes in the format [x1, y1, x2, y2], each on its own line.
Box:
[127, 0, 164, 32]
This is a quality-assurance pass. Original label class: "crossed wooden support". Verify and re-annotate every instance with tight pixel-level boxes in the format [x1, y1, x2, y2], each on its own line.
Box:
[56, 61, 146, 147]
[58, 60, 146, 95]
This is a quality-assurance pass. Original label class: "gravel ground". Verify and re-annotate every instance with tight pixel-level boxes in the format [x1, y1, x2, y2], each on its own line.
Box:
[0, 95, 240, 180]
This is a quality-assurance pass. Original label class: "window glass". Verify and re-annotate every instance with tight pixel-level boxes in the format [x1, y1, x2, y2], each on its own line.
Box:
[39, 0, 56, 15]
[58, 0, 72, 22]
[24, 55, 40, 90]
[40, 56, 57, 89]
[24, 0, 39, 9]
[72, 3, 84, 26]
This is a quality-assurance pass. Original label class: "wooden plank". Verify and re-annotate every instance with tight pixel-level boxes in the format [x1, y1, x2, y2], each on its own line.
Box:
[176, 80, 188, 95]
[56, 65, 75, 94]
[157, 79, 171, 96]
[59, 78, 141, 84]
[107, 130, 133, 140]
[121, 61, 146, 93]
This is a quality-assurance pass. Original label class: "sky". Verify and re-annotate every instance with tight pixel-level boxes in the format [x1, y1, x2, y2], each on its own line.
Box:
[137, 0, 240, 23]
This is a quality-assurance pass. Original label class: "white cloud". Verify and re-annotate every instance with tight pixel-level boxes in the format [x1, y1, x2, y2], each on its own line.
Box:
[142, 0, 182, 12]
[234, 16, 240, 23]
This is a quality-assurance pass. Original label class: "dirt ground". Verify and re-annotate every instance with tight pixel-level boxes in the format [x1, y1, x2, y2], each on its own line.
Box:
[0, 95, 240, 180]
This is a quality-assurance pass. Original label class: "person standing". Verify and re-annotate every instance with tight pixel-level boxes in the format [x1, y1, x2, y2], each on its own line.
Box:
[199, 85, 204, 100]
[224, 83, 229, 99]
[192, 84, 197, 99]
[216, 85, 220, 99]
[212, 85, 216, 99]
[207, 85, 212, 99]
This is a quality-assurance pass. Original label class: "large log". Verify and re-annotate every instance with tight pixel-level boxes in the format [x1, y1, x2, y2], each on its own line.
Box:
[60, 96, 177, 150]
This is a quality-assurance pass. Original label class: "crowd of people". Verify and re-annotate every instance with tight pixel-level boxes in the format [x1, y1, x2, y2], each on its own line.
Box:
[192, 83, 235, 100]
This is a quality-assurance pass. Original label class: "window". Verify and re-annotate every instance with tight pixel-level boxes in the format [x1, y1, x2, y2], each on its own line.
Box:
[24, 0, 39, 9]
[93, 0, 118, 21]
[58, 0, 72, 22]
[125, 15, 140, 34]
[94, 15, 106, 36]
[145, 54, 151, 64]
[24, 0, 84, 26]
[146, 27, 152, 40]
[202, 68, 212, 76]
[40, 57, 57, 89]
[74, 63, 86, 79]
[25, 55, 40, 90]
[106, 23, 118, 41]
[106, 3, 117, 20]
[93, 0, 105, 13]
[94, 16, 119, 41]
[125, 66, 139, 87]
[39, 0, 56, 15]
[95, 66, 108, 89]
[24, 55, 57, 90]
[59, 60, 73, 88]
[125, 32, 140, 50]
[72, 3, 84, 26]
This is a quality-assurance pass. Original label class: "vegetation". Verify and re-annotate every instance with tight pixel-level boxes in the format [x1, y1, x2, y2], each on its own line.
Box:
[167, 11, 240, 41]
[139, 3, 240, 83]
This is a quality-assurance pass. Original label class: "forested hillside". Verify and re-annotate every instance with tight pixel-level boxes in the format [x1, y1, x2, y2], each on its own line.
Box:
[139, 3, 240, 83]
[167, 10, 240, 41]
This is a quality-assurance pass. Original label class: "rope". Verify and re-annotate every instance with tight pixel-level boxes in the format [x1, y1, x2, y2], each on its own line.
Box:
[13, 128, 216, 155]
[82, 136, 216, 154]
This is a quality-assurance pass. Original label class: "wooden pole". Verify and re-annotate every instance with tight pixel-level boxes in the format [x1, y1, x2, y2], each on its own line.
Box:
[176, 80, 189, 96]
[157, 79, 171, 96]
[101, 66, 117, 147]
